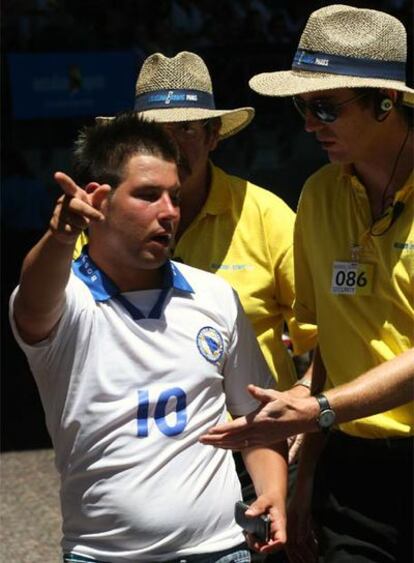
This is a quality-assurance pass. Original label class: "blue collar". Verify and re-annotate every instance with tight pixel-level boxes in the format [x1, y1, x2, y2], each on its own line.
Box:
[72, 249, 193, 320]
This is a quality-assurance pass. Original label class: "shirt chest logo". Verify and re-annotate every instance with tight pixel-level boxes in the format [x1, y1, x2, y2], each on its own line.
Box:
[196, 326, 224, 364]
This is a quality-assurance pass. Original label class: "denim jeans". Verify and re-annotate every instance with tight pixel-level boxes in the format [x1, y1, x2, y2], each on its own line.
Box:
[63, 543, 251, 563]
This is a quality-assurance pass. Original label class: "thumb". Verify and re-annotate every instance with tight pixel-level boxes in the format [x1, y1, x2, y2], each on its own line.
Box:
[246, 496, 269, 517]
[247, 384, 277, 405]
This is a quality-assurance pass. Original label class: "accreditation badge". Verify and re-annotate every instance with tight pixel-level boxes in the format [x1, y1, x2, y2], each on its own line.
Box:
[331, 261, 374, 295]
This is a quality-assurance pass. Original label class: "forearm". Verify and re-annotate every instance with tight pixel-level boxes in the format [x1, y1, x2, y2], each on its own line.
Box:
[287, 346, 325, 397]
[290, 348, 414, 433]
[14, 229, 75, 343]
[325, 348, 414, 423]
[242, 442, 288, 500]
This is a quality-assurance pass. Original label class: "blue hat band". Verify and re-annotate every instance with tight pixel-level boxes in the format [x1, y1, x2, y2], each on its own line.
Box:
[292, 49, 406, 81]
[134, 89, 216, 111]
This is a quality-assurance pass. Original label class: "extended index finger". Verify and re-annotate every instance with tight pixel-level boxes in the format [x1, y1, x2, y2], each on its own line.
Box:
[54, 171, 106, 223]
[54, 171, 88, 201]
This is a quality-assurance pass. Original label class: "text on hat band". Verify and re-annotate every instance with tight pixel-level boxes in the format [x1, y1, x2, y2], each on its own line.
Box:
[134, 89, 216, 112]
[292, 49, 406, 81]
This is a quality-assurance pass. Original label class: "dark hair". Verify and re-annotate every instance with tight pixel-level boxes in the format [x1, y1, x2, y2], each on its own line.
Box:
[354, 87, 413, 128]
[72, 112, 179, 188]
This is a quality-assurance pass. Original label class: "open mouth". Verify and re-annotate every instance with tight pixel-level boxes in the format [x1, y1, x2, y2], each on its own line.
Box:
[150, 234, 172, 246]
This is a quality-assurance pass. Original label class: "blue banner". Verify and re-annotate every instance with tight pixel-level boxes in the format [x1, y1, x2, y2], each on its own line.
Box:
[8, 51, 141, 119]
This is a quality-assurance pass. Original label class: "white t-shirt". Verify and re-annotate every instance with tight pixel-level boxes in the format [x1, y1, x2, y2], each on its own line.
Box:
[10, 260, 274, 562]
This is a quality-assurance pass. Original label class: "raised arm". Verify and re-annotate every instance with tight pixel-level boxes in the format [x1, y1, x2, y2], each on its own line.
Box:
[13, 172, 105, 344]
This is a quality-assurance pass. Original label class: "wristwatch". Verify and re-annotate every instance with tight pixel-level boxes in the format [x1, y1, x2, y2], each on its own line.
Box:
[315, 393, 336, 432]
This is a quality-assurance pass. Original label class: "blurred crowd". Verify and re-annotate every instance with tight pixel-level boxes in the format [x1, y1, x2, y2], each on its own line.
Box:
[4, 0, 412, 57]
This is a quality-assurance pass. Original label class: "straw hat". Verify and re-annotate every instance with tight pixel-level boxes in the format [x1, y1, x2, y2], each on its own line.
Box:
[98, 51, 254, 140]
[249, 5, 414, 106]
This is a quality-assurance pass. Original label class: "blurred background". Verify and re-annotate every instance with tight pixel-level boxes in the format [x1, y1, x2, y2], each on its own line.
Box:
[1, 0, 413, 453]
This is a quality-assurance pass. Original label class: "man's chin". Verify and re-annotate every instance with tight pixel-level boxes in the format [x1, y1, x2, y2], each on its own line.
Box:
[326, 149, 352, 164]
[139, 249, 171, 269]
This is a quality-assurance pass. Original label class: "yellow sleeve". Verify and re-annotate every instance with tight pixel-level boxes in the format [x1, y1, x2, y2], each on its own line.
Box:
[276, 242, 317, 355]
[293, 185, 317, 325]
[265, 196, 317, 354]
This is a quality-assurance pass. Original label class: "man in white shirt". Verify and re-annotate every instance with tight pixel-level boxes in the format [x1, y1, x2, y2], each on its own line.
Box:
[9, 112, 288, 563]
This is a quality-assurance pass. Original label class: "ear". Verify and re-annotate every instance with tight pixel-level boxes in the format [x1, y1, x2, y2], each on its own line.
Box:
[207, 120, 221, 152]
[85, 182, 112, 211]
[380, 88, 398, 104]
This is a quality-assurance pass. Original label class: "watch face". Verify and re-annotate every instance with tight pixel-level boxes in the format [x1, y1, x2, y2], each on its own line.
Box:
[319, 409, 336, 428]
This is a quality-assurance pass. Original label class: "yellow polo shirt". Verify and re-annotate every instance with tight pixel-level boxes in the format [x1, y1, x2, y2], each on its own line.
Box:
[173, 164, 316, 390]
[294, 163, 413, 438]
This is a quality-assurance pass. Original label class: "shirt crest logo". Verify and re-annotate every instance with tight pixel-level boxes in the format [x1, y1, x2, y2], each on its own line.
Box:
[196, 326, 224, 364]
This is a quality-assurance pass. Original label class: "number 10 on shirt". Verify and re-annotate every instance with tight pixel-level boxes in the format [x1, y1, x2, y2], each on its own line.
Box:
[137, 387, 188, 437]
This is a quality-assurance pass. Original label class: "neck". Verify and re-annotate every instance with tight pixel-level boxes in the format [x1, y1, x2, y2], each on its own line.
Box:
[353, 122, 413, 219]
[88, 243, 165, 292]
[176, 163, 212, 240]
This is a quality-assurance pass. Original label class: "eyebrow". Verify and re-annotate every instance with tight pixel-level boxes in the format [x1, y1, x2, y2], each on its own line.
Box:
[133, 183, 181, 191]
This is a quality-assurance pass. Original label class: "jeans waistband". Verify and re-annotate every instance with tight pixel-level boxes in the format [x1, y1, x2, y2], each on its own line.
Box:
[64, 543, 249, 563]
[158, 543, 249, 563]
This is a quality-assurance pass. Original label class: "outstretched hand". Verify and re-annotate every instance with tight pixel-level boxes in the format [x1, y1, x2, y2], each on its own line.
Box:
[50, 172, 108, 244]
[199, 384, 316, 449]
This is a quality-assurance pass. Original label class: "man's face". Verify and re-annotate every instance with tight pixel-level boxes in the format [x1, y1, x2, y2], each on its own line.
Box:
[102, 153, 180, 270]
[161, 120, 220, 186]
[295, 88, 379, 164]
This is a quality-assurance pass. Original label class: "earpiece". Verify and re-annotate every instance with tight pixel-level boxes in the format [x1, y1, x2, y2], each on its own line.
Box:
[380, 97, 393, 112]
[374, 94, 393, 121]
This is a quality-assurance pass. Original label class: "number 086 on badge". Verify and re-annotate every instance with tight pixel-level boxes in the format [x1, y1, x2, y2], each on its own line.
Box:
[331, 261, 374, 295]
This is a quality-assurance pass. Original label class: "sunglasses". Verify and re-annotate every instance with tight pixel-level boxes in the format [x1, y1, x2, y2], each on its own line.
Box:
[162, 119, 210, 139]
[292, 92, 367, 123]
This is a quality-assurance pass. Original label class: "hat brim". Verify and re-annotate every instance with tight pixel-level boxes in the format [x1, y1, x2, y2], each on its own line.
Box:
[249, 70, 414, 106]
[96, 107, 255, 139]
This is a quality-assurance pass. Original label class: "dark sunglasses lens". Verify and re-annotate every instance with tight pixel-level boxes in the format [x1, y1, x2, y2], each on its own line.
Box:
[293, 97, 338, 123]
[313, 102, 337, 123]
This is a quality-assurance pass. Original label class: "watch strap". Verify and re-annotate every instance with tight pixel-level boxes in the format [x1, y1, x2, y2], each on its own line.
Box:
[315, 393, 335, 433]
[315, 393, 331, 411]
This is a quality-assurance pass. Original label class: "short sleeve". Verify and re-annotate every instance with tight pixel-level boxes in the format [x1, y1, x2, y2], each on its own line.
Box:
[223, 291, 275, 417]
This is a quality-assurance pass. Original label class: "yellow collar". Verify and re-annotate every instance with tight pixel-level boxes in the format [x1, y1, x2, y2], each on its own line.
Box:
[201, 163, 233, 216]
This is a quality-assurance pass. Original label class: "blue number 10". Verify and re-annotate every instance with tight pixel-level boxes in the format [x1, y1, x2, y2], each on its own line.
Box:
[137, 387, 187, 437]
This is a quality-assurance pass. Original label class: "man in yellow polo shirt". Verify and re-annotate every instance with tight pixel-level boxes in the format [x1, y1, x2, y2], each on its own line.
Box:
[201, 6, 413, 562]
